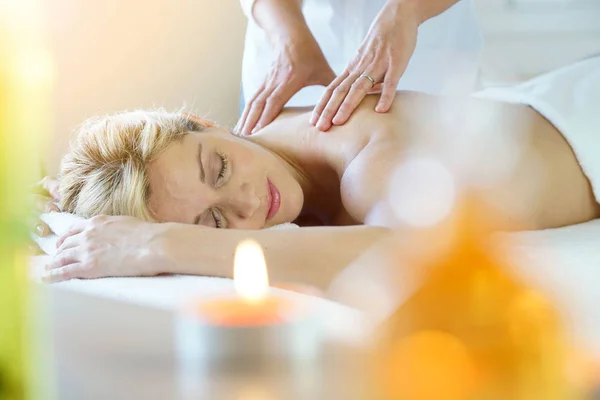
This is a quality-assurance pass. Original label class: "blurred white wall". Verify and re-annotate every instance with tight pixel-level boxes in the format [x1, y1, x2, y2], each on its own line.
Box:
[45, 0, 247, 174]
[474, 0, 600, 85]
[44, 0, 600, 173]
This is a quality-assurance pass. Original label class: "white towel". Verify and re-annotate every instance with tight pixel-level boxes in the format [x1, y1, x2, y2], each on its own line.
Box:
[34, 212, 84, 256]
[474, 56, 600, 203]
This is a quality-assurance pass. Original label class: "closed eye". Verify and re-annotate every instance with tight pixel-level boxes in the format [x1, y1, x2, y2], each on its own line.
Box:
[216, 152, 228, 186]
[194, 208, 227, 229]
[212, 208, 227, 228]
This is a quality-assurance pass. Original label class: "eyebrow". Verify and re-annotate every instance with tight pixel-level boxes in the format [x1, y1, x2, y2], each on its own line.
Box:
[197, 143, 205, 183]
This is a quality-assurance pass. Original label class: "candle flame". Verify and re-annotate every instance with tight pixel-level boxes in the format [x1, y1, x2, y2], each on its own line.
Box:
[234, 239, 269, 303]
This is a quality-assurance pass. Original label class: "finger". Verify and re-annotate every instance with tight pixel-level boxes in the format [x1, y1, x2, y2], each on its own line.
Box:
[28, 242, 44, 256]
[316, 72, 361, 131]
[235, 84, 266, 135]
[27, 211, 51, 236]
[331, 72, 376, 126]
[56, 234, 79, 253]
[42, 263, 87, 283]
[233, 112, 244, 135]
[241, 87, 275, 136]
[32, 194, 60, 213]
[310, 71, 349, 126]
[234, 116, 245, 136]
[45, 248, 79, 271]
[376, 67, 405, 113]
[32, 221, 51, 238]
[56, 223, 86, 248]
[254, 84, 297, 132]
[41, 177, 60, 199]
[368, 82, 384, 94]
[46, 202, 60, 213]
[235, 104, 251, 136]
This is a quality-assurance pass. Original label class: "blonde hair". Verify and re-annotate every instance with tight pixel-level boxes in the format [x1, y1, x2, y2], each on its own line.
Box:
[59, 110, 213, 221]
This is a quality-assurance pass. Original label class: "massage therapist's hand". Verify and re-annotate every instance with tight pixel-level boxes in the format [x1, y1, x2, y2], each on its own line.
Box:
[310, 0, 419, 131]
[236, 33, 335, 136]
[42, 215, 167, 283]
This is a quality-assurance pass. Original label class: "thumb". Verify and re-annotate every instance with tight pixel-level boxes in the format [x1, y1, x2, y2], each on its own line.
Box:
[35, 177, 60, 200]
[46, 179, 61, 200]
[253, 83, 299, 132]
[316, 65, 336, 87]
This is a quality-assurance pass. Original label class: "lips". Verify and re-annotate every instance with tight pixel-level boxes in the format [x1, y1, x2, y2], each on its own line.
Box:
[266, 179, 281, 221]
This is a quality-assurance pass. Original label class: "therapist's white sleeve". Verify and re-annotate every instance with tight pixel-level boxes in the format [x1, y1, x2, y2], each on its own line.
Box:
[240, 0, 257, 19]
[240, 0, 305, 22]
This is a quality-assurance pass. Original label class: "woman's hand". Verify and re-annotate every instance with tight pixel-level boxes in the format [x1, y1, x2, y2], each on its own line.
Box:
[235, 33, 336, 136]
[310, 0, 420, 131]
[42, 215, 168, 283]
[30, 177, 61, 253]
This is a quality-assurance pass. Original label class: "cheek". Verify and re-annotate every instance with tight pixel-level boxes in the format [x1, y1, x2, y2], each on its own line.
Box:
[233, 146, 271, 177]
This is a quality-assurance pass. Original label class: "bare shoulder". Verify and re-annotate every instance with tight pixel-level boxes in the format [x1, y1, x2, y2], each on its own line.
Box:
[331, 92, 432, 223]
[339, 131, 403, 224]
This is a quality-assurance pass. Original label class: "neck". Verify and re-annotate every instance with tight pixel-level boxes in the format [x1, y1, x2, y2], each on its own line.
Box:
[249, 110, 346, 222]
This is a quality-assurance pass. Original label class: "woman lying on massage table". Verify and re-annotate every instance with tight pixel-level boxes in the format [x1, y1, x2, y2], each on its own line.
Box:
[37, 57, 600, 287]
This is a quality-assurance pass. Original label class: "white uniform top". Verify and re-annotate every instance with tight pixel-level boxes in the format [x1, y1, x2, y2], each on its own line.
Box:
[240, 0, 483, 107]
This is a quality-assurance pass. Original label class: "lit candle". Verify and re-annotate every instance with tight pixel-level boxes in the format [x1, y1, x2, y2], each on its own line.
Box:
[186, 239, 306, 327]
[175, 239, 323, 399]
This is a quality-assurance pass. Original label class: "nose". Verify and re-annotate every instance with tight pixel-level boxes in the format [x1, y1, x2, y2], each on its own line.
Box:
[227, 182, 260, 219]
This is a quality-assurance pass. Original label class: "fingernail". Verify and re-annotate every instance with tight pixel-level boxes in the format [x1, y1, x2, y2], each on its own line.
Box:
[376, 105, 385, 113]
[332, 115, 342, 125]
[35, 224, 44, 236]
[309, 114, 318, 125]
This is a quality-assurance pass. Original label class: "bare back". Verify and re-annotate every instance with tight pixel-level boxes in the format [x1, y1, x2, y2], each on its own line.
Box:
[260, 91, 600, 230]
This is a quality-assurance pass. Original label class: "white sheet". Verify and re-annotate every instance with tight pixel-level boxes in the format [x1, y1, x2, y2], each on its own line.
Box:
[497, 220, 600, 359]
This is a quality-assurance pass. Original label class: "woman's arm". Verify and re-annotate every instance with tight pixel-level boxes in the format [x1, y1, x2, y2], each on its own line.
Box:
[44, 215, 390, 290]
[159, 223, 390, 290]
